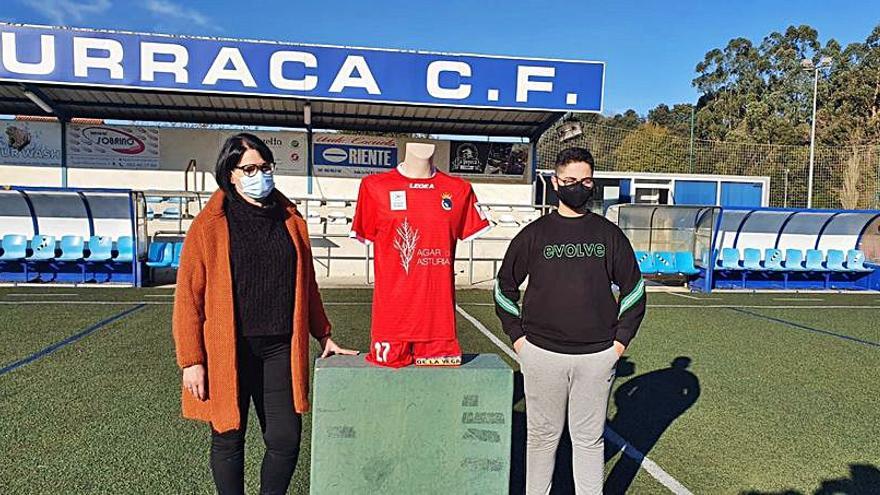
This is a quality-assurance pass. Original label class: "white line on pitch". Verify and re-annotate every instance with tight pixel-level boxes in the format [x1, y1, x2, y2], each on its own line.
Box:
[455, 305, 517, 361]
[7, 293, 79, 297]
[772, 298, 823, 302]
[456, 303, 880, 309]
[665, 292, 701, 300]
[454, 304, 694, 495]
[0, 301, 169, 305]
[145, 294, 175, 298]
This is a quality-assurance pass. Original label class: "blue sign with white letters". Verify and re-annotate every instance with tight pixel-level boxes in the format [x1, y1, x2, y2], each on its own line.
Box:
[0, 24, 604, 112]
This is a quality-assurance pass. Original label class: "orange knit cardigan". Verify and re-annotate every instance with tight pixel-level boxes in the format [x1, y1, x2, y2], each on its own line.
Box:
[172, 189, 331, 433]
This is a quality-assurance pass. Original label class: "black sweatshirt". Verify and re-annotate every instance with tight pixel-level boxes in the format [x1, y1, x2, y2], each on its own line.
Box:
[494, 211, 646, 354]
[226, 192, 297, 337]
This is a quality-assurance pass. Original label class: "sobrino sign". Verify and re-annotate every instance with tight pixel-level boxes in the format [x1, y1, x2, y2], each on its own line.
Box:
[67, 124, 160, 169]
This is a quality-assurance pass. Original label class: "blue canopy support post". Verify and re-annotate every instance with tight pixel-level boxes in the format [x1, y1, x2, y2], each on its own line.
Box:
[814, 212, 844, 250]
[17, 190, 39, 235]
[76, 192, 96, 237]
[648, 207, 658, 252]
[705, 208, 725, 293]
[774, 211, 800, 249]
[732, 209, 758, 249]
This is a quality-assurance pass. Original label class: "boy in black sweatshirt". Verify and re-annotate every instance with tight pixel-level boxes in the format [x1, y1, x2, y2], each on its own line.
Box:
[495, 147, 646, 494]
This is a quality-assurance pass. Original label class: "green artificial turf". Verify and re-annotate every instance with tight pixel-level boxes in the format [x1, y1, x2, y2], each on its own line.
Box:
[0, 287, 877, 494]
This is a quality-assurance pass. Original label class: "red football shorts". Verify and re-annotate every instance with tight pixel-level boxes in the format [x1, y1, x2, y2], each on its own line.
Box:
[366, 339, 462, 368]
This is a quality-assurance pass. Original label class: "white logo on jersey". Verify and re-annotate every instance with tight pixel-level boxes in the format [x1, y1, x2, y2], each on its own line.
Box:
[409, 183, 435, 189]
[393, 218, 419, 274]
[475, 202, 487, 220]
[390, 190, 407, 210]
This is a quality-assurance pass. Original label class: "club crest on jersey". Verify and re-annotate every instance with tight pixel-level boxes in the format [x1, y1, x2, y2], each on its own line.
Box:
[441, 193, 453, 211]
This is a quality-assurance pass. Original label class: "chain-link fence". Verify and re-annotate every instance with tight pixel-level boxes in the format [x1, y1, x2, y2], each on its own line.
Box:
[538, 122, 880, 210]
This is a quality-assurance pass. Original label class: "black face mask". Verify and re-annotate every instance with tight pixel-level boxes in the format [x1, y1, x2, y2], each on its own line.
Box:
[556, 182, 595, 211]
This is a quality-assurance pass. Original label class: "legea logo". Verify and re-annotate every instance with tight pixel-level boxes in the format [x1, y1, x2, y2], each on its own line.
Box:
[82, 127, 145, 154]
[322, 147, 348, 164]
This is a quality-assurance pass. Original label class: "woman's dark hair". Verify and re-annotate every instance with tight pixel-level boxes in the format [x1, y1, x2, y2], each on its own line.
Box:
[215, 133, 275, 199]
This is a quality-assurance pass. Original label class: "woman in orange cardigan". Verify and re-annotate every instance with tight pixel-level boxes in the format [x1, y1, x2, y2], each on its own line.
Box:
[173, 133, 356, 495]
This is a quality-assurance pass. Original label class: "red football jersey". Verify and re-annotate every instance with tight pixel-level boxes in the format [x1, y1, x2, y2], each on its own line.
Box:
[350, 166, 491, 341]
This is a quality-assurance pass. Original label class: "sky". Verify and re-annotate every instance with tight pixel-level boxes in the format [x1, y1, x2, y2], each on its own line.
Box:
[2, 0, 879, 115]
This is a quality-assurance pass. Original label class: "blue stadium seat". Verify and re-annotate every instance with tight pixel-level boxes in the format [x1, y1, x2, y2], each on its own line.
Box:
[825, 249, 848, 272]
[742, 248, 763, 271]
[783, 249, 806, 271]
[635, 251, 657, 274]
[804, 249, 828, 272]
[845, 250, 873, 272]
[146, 242, 173, 268]
[84, 236, 114, 283]
[56, 235, 86, 282]
[654, 252, 678, 275]
[26, 235, 56, 261]
[163, 206, 182, 220]
[674, 251, 700, 276]
[170, 242, 184, 269]
[57, 235, 85, 261]
[719, 248, 742, 270]
[114, 236, 134, 263]
[25, 235, 57, 282]
[85, 236, 113, 262]
[0, 234, 28, 261]
[0, 234, 29, 280]
[763, 249, 784, 271]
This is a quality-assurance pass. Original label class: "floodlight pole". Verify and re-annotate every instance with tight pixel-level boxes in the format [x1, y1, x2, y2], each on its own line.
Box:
[804, 57, 832, 209]
[806, 67, 819, 209]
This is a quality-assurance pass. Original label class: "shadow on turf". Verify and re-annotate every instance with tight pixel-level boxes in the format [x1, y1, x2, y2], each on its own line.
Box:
[742, 464, 880, 495]
[509, 356, 701, 495]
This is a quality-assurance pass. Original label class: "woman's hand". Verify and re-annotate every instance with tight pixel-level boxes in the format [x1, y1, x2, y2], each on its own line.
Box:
[182, 364, 207, 401]
[613, 340, 626, 358]
[320, 336, 359, 358]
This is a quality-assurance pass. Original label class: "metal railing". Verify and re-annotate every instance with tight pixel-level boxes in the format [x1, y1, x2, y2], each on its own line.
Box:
[138, 191, 547, 285]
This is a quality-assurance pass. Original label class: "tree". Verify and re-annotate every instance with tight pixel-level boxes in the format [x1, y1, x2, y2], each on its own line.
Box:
[647, 103, 694, 138]
[611, 123, 688, 174]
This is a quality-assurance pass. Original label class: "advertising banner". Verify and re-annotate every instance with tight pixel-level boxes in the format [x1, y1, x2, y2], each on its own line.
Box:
[218, 131, 307, 175]
[449, 141, 530, 177]
[67, 124, 160, 169]
[0, 120, 61, 166]
[313, 134, 398, 178]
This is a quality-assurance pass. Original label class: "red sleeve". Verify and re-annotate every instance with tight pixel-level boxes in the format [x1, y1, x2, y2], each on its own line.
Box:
[350, 178, 377, 244]
[458, 184, 491, 241]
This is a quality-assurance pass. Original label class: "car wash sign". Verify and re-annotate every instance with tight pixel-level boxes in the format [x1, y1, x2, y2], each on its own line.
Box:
[0, 24, 604, 112]
[313, 134, 397, 178]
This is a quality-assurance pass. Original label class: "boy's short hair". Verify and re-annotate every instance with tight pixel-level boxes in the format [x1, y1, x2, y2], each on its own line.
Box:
[554, 147, 595, 173]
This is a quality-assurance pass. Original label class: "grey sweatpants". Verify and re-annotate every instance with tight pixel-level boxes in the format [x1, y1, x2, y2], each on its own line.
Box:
[519, 339, 618, 495]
